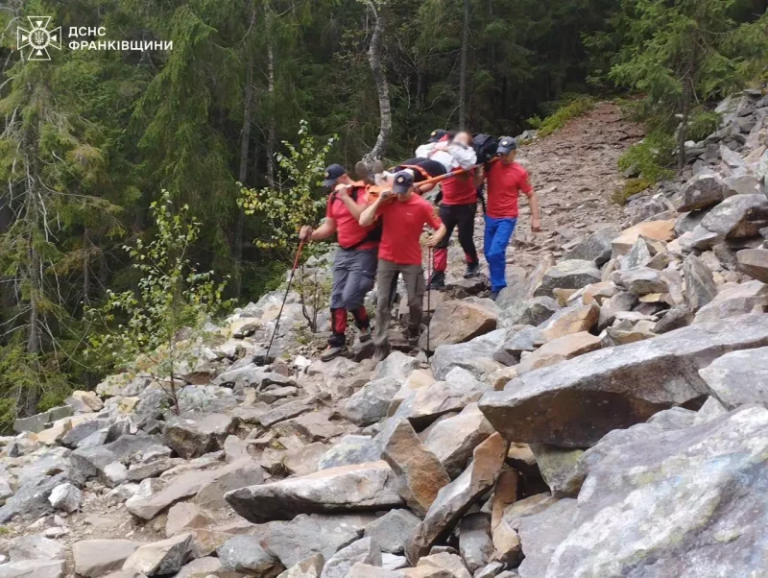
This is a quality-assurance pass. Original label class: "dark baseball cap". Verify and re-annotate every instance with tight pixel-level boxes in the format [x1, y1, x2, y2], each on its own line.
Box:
[497, 137, 518, 155]
[392, 171, 414, 194]
[428, 129, 448, 143]
[322, 164, 347, 188]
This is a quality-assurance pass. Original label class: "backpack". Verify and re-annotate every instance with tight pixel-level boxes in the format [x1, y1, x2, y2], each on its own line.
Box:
[332, 186, 383, 250]
[473, 133, 498, 165]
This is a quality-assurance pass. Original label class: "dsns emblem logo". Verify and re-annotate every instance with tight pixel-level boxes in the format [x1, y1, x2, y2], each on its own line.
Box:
[17, 17, 62, 61]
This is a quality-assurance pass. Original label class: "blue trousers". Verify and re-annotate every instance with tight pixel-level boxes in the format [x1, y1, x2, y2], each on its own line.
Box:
[484, 216, 517, 293]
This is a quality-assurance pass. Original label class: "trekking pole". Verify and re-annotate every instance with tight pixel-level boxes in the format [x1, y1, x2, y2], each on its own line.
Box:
[426, 246, 433, 356]
[265, 239, 306, 363]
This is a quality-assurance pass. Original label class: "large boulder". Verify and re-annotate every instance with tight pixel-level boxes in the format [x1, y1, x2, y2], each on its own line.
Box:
[694, 280, 768, 324]
[365, 510, 421, 555]
[498, 297, 559, 329]
[0, 560, 65, 578]
[428, 300, 499, 350]
[700, 193, 768, 238]
[225, 461, 403, 523]
[122, 533, 195, 576]
[612, 267, 669, 295]
[533, 260, 601, 298]
[163, 413, 239, 459]
[516, 499, 578, 578]
[73, 540, 140, 578]
[542, 406, 768, 577]
[683, 254, 717, 312]
[516, 332, 601, 376]
[737, 248, 768, 282]
[405, 434, 509, 564]
[562, 227, 621, 266]
[70, 434, 171, 485]
[217, 535, 284, 577]
[431, 330, 507, 381]
[423, 403, 495, 479]
[320, 537, 381, 578]
[698, 346, 768, 409]
[675, 170, 726, 212]
[343, 378, 402, 427]
[381, 419, 450, 516]
[611, 220, 675, 257]
[478, 314, 768, 448]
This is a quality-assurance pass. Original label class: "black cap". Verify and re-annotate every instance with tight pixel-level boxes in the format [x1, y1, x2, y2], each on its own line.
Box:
[322, 164, 347, 188]
[428, 129, 448, 143]
[497, 137, 517, 155]
[392, 171, 414, 194]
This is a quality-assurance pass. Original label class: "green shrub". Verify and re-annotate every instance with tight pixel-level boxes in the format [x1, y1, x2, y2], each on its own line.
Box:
[527, 97, 596, 138]
[618, 130, 676, 184]
[687, 109, 721, 142]
[611, 178, 653, 206]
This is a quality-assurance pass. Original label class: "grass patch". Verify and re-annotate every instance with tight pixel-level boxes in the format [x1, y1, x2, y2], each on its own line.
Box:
[618, 130, 676, 183]
[611, 178, 653, 206]
[688, 109, 721, 142]
[528, 96, 596, 138]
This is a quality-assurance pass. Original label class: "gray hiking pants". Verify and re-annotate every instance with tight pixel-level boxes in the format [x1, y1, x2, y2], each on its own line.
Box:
[373, 259, 425, 349]
[330, 247, 378, 311]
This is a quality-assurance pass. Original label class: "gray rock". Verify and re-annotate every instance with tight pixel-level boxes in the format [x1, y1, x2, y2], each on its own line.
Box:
[458, 513, 493, 574]
[737, 248, 768, 282]
[529, 444, 584, 498]
[562, 227, 620, 266]
[174, 557, 227, 578]
[700, 193, 768, 238]
[694, 280, 768, 323]
[373, 351, 419, 381]
[48, 482, 81, 513]
[431, 330, 507, 381]
[73, 539, 140, 577]
[415, 552, 471, 578]
[494, 326, 538, 365]
[479, 314, 768, 448]
[620, 239, 652, 270]
[612, 267, 669, 295]
[163, 413, 239, 459]
[533, 260, 602, 297]
[320, 537, 381, 578]
[675, 209, 709, 237]
[675, 170, 726, 212]
[516, 499, 578, 578]
[193, 459, 264, 510]
[217, 535, 284, 577]
[0, 560, 65, 578]
[122, 533, 194, 576]
[61, 417, 112, 448]
[395, 368, 493, 430]
[652, 306, 693, 334]
[343, 378, 402, 427]
[683, 254, 717, 312]
[13, 406, 73, 434]
[543, 406, 768, 577]
[0, 472, 71, 523]
[259, 400, 313, 428]
[597, 292, 638, 330]
[318, 436, 379, 470]
[71, 434, 171, 485]
[724, 174, 760, 196]
[261, 514, 373, 568]
[498, 298, 559, 329]
[8, 534, 65, 561]
[427, 300, 499, 350]
[226, 461, 404, 523]
[365, 510, 421, 554]
[345, 564, 401, 578]
[423, 403, 495, 479]
[405, 434, 509, 564]
[699, 346, 768, 409]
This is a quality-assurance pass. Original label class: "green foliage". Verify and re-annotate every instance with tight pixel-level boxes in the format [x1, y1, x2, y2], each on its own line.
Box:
[618, 130, 677, 183]
[240, 121, 337, 251]
[611, 178, 654, 206]
[528, 96, 595, 137]
[88, 191, 228, 412]
[688, 109, 722, 142]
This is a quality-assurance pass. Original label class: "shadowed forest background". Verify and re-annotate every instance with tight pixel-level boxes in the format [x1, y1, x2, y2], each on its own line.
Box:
[0, 0, 766, 424]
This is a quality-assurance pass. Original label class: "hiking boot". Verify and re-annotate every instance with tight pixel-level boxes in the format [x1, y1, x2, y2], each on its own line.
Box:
[320, 345, 344, 362]
[428, 271, 446, 290]
[358, 327, 372, 343]
[373, 345, 391, 364]
[464, 262, 480, 278]
[489, 291, 500, 302]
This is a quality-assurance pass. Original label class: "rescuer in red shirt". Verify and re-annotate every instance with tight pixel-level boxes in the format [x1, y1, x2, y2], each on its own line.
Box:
[359, 171, 447, 362]
[299, 164, 379, 361]
[428, 131, 484, 289]
[484, 137, 541, 300]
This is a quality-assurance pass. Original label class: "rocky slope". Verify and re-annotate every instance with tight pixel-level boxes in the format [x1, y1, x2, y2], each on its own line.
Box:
[1, 90, 768, 578]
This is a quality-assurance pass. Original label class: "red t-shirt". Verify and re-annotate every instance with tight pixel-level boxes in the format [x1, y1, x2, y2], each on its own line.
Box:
[486, 162, 533, 219]
[325, 186, 378, 250]
[441, 169, 477, 206]
[377, 195, 443, 265]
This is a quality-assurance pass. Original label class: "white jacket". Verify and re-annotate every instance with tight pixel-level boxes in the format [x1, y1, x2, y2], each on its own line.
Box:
[415, 142, 477, 171]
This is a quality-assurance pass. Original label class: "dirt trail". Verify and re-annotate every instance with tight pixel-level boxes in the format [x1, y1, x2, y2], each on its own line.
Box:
[445, 101, 645, 278]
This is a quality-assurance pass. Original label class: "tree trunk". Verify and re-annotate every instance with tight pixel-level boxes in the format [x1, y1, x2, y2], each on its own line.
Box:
[266, 43, 277, 188]
[25, 242, 41, 416]
[83, 228, 91, 306]
[234, 60, 255, 299]
[459, 0, 470, 130]
[678, 75, 692, 171]
[363, 0, 392, 167]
